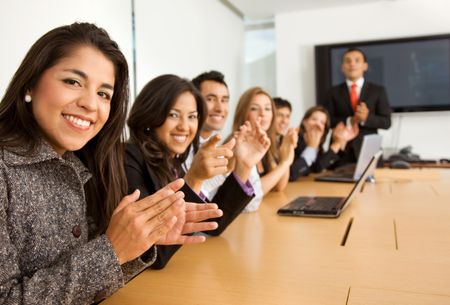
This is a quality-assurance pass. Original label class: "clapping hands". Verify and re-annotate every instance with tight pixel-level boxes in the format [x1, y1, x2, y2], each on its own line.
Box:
[353, 102, 369, 123]
[330, 122, 359, 152]
[231, 119, 271, 181]
[279, 127, 298, 166]
[106, 179, 186, 265]
[157, 199, 223, 245]
[303, 124, 324, 149]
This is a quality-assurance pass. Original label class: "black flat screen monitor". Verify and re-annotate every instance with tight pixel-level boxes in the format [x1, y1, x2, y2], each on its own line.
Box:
[315, 34, 450, 113]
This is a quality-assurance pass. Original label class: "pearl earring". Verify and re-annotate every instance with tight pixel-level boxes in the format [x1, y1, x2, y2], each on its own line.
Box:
[24, 95, 32, 103]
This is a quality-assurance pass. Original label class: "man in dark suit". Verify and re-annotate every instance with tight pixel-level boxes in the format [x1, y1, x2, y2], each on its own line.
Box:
[323, 48, 391, 166]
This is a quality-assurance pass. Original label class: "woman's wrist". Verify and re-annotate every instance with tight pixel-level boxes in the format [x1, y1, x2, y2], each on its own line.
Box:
[234, 160, 251, 182]
[330, 142, 341, 153]
[183, 172, 203, 193]
[278, 159, 291, 169]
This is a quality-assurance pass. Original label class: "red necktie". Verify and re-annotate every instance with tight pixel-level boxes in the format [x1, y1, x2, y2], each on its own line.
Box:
[350, 83, 358, 111]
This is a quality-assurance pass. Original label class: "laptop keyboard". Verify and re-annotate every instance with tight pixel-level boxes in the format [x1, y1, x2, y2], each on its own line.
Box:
[334, 164, 356, 174]
[293, 197, 343, 212]
[306, 198, 341, 211]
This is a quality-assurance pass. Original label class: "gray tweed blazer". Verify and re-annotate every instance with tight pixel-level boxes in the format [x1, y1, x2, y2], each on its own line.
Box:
[0, 142, 156, 304]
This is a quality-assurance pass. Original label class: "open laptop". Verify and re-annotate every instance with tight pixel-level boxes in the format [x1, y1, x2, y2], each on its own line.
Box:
[277, 151, 382, 218]
[315, 134, 382, 183]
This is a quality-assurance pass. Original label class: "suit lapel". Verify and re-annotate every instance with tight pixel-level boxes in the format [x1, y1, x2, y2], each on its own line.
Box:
[359, 81, 369, 102]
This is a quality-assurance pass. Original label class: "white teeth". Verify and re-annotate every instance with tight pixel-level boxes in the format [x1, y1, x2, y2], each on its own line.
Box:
[209, 115, 223, 122]
[64, 115, 91, 127]
[173, 135, 187, 143]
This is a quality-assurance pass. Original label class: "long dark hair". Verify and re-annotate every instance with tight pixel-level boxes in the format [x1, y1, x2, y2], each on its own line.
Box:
[300, 105, 331, 152]
[0, 22, 129, 235]
[127, 74, 206, 188]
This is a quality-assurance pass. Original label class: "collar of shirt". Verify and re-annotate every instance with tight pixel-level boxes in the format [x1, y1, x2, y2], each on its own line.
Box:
[346, 77, 365, 97]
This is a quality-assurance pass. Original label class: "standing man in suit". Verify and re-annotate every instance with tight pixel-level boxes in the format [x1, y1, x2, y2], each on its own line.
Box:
[323, 48, 391, 165]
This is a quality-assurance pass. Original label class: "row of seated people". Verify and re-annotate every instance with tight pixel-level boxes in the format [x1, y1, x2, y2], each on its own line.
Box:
[0, 22, 391, 304]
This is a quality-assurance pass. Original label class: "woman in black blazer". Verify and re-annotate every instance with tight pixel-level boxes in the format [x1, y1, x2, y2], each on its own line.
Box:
[289, 106, 358, 180]
[126, 74, 256, 268]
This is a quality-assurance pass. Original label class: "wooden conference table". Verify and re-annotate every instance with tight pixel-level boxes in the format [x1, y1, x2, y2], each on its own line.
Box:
[104, 169, 450, 305]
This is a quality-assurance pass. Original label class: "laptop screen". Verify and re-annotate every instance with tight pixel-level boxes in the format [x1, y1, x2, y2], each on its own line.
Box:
[338, 151, 382, 211]
[354, 134, 382, 180]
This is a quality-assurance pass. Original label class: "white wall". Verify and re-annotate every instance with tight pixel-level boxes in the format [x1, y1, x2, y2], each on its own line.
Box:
[0, 0, 133, 99]
[244, 27, 277, 96]
[0, 0, 244, 138]
[134, 0, 244, 137]
[276, 0, 450, 159]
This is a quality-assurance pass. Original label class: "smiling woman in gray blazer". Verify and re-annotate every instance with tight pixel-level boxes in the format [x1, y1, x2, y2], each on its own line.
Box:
[0, 23, 218, 305]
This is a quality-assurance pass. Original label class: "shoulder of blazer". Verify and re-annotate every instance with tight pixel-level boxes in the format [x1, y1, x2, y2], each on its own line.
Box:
[330, 82, 348, 94]
[339, 82, 348, 89]
[294, 134, 307, 155]
[360, 81, 385, 101]
[125, 142, 160, 193]
[125, 142, 145, 166]
[336, 82, 349, 97]
[324, 83, 347, 103]
[363, 81, 384, 93]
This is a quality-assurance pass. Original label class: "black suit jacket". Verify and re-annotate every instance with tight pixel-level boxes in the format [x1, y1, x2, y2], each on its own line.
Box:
[323, 81, 391, 165]
[289, 133, 340, 181]
[125, 143, 254, 269]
